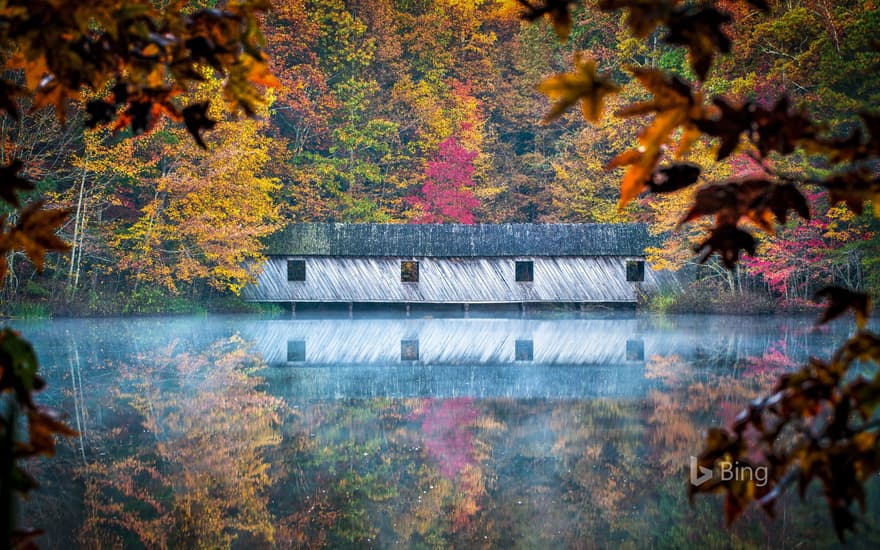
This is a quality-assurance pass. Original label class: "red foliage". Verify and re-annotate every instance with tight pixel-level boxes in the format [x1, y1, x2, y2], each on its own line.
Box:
[407, 136, 481, 224]
[419, 398, 479, 479]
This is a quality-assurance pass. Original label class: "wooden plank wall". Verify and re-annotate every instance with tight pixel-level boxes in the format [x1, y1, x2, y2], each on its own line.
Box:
[242, 256, 677, 303]
[244, 318, 651, 366]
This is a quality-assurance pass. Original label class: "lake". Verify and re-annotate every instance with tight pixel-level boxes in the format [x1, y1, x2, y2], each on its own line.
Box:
[10, 314, 880, 548]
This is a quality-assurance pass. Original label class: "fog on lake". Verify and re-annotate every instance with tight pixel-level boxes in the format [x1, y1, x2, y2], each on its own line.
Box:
[11, 314, 880, 548]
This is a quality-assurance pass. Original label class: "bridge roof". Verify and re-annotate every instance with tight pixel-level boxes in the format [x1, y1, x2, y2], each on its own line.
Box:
[264, 223, 654, 257]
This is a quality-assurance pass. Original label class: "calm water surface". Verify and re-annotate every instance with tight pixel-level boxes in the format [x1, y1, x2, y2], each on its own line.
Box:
[10, 314, 880, 548]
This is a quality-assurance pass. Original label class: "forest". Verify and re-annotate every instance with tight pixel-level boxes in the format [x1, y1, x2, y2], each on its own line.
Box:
[0, 0, 876, 315]
[1, 0, 880, 547]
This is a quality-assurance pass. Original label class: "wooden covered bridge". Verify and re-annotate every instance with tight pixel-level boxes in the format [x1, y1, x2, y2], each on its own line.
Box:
[241, 223, 675, 309]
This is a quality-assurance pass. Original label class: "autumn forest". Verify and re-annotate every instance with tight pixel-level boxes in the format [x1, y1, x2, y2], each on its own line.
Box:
[2, 0, 880, 548]
[0, 0, 874, 314]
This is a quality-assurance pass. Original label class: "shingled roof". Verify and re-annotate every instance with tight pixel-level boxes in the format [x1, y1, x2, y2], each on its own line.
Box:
[263, 223, 655, 257]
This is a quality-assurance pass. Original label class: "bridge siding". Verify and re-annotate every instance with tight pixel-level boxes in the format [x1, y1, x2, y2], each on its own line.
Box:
[242, 255, 670, 303]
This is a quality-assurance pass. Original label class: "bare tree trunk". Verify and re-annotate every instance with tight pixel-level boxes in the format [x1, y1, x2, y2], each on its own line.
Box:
[67, 165, 88, 297]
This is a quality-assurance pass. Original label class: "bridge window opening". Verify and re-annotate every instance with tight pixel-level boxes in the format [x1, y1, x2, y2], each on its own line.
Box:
[515, 339, 534, 361]
[287, 259, 306, 281]
[401, 339, 419, 361]
[287, 340, 306, 362]
[401, 261, 419, 283]
[515, 260, 534, 282]
[626, 339, 644, 361]
[626, 260, 645, 282]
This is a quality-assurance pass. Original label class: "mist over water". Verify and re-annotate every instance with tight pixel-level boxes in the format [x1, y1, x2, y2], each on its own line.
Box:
[13, 314, 880, 548]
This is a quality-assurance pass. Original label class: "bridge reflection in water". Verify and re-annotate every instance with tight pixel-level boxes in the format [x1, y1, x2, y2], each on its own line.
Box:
[242, 318, 662, 400]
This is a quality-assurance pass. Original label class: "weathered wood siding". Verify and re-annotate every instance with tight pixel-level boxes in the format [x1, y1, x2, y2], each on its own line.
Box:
[245, 318, 657, 399]
[245, 318, 653, 367]
[242, 256, 673, 303]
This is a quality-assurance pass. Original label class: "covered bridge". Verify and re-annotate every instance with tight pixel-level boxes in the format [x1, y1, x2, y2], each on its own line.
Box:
[241, 223, 675, 306]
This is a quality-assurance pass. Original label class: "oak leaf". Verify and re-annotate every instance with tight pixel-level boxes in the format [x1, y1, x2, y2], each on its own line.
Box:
[0, 160, 35, 207]
[5, 201, 71, 271]
[694, 224, 756, 268]
[182, 101, 217, 149]
[646, 163, 701, 193]
[597, 0, 680, 38]
[665, 6, 732, 80]
[823, 170, 880, 217]
[517, 0, 576, 41]
[815, 287, 872, 330]
[694, 98, 755, 160]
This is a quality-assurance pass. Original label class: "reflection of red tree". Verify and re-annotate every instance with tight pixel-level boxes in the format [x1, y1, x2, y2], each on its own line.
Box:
[420, 398, 479, 479]
[744, 339, 798, 378]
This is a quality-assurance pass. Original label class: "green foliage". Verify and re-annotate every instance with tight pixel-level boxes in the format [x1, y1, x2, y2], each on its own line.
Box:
[7, 303, 51, 320]
[120, 287, 207, 316]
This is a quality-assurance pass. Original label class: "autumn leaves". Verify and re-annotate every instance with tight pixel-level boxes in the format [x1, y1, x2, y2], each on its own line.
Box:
[533, 0, 879, 271]
[0, 1, 277, 146]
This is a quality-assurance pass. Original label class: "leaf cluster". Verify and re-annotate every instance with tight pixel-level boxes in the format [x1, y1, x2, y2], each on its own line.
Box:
[690, 287, 880, 541]
[0, 0, 276, 147]
[533, 0, 880, 271]
[1, 327, 78, 548]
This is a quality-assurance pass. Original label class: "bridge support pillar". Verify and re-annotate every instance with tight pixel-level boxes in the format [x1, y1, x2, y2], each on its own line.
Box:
[291, 302, 296, 317]
[348, 302, 353, 318]
[463, 303, 470, 318]
[405, 303, 411, 318]
[520, 302, 526, 318]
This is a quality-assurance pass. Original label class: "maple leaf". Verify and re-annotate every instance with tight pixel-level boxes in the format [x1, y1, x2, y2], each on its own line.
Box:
[182, 101, 218, 149]
[617, 66, 693, 118]
[186, 35, 234, 71]
[129, 101, 153, 134]
[811, 127, 866, 163]
[517, 0, 576, 41]
[665, 6, 732, 80]
[0, 160, 35, 207]
[815, 287, 872, 330]
[695, 223, 756, 269]
[617, 67, 705, 159]
[679, 181, 745, 225]
[537, 56, 619, 123]
[6, 201, 71, 271]
[680, 179, 808, 234]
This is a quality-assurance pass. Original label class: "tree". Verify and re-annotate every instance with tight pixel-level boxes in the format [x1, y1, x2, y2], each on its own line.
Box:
[519, 0, 880, 540]
[406, 135, 481, 224]
[0, 1, 277, 546]
[109, 78, 283, 295]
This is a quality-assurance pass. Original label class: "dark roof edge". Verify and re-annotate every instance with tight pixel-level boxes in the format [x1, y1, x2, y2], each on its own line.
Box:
[263, 223, 658, 257]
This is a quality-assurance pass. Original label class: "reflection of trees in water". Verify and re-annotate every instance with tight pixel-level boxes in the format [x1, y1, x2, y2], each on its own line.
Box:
[22, 317, 871, 548]
[77, 336, 285, 549]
